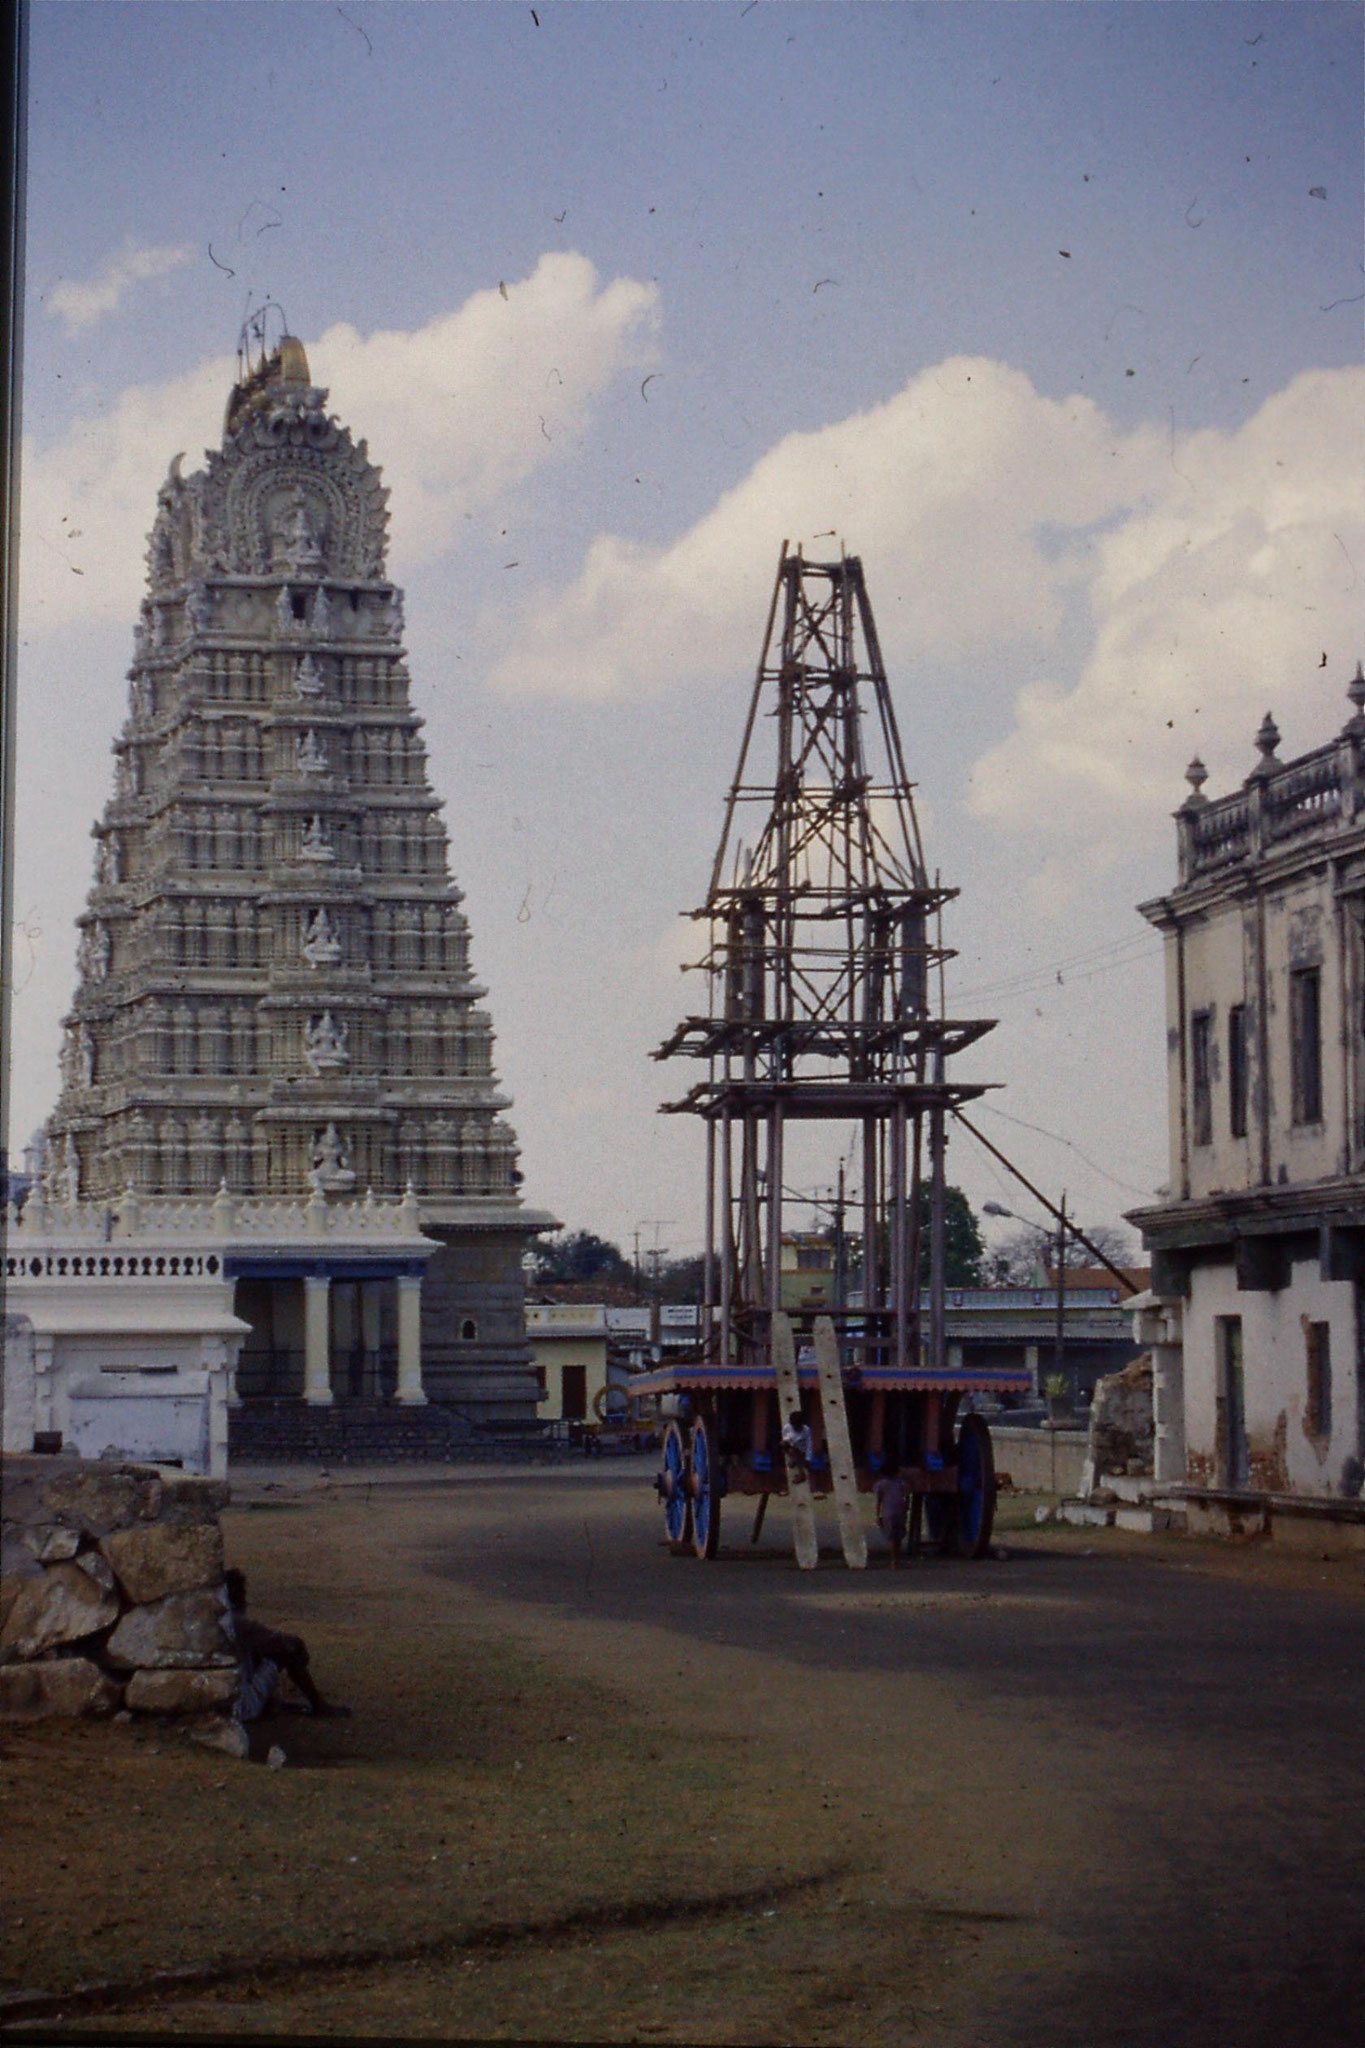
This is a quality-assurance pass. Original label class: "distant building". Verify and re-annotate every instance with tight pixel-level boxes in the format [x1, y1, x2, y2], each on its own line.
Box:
[644, 1237, 1144, 1404]
[779, 1230, 844, 1313]
[935, 1281, 1146, 1406]
[525, 1301, 609, 1424]
[1130, 674, 1365, 1495]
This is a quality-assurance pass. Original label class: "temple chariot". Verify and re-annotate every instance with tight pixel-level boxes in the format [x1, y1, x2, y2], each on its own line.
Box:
[638, 549, 1028, 1565]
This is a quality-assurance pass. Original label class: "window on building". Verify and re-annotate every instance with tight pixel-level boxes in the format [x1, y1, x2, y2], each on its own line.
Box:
[1191, 1010, 1213, 1147]
[1290, 967, 1323, 1125]
[1306, 1322, 1331, 1438]
[1228, 1004, 1248, 1140]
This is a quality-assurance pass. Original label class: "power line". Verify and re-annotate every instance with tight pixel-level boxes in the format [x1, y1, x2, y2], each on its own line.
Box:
[954, 934, 1161, 1005]
[974, 1102, 1156, 1199]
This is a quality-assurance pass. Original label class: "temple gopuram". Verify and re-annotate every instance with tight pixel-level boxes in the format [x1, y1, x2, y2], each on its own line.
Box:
[7, 325, 554, 1466]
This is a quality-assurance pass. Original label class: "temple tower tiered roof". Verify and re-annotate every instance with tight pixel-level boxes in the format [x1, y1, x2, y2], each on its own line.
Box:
[41, 329, 550, 1428]
[48, 333, 516, 1216]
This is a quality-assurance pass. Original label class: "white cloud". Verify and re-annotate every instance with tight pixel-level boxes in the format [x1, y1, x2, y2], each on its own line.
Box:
[20, 253, 658, 636]
[484, 356, 1167, 701]
[484, 356, 1364, 864]
[20, 350, 234, 632]
[312, 253, 658, 567]
[47, 241, 193, 334]
[970, 367, 1365, 841]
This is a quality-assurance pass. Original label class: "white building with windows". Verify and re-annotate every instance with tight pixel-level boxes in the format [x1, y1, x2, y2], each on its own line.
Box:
[1129, 671, 1365, 1500]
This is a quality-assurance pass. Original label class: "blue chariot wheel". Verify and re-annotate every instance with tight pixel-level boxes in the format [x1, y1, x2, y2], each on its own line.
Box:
[689, 1414, 721, 1560]
[658, 1418, 692, 1553]
[954, 1413, 997, 1560]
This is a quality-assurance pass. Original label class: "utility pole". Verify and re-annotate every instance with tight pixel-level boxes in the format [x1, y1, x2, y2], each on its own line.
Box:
[636, 1220, 674, 1347]
[929, 1046, 947, 1377]
[1054, 1189, 1068, 1402]
[1052, 1189, 1067, 1496]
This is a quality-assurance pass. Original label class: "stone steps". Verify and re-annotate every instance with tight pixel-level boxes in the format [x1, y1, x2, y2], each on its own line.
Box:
[227, 1400, 576, 1465]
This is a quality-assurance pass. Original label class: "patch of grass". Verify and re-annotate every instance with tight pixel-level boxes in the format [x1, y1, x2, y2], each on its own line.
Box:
[5, 1492, 955, 2044]
[994, 1492, 1063, 1533]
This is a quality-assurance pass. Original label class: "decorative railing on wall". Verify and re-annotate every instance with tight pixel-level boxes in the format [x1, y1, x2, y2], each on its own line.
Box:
[1177, 673, 1365, 883]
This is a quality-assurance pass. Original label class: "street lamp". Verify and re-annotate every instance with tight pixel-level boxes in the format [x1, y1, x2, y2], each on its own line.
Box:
[983, 1197, 1070, 1409]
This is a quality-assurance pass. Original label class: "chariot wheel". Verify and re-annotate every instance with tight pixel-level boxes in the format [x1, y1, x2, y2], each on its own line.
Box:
[657, 1419, 692, 1553]
[689, 1414, 721, 1559]
[954, 1412, 997, 1559]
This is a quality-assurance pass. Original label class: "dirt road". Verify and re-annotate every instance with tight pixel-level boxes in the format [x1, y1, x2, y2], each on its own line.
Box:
[4, 1463, 1364, 2043]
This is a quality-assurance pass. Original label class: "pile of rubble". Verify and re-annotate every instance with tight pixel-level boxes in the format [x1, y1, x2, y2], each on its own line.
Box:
[1055, 1356, 1180, 1533]
[0, 1454, 237, 1722]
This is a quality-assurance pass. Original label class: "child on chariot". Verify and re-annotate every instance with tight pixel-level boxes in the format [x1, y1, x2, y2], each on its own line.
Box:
[780, 1407, 814, 1476]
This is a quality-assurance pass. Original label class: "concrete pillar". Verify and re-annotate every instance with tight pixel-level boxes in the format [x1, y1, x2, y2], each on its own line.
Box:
[947, 1341, 964, 1375]
[395, 1274, 426, 1405]
[1024, 1343, 1040, 1393]
[200, 1336, 232, 1479]
[33, 1333, 56, 1437]
[303, 1273, 333, 1405]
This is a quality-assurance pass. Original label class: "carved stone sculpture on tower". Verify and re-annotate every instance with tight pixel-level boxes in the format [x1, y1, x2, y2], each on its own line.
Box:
[302, 906, 342, 967]
[56, 1133, 80, 1209]
[300, 815, 334, 863]
[284, 488, 325, 575]
[303, 1012, 349, 1074]
[294, 651, 325, 699]
[309, 1122, 356, 1193]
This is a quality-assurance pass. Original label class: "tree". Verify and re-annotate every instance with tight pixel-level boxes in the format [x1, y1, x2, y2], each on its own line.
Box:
[656, 1253, 707, 1304]
[531, 1230, 633, 1286]
[1063, 1224, 1136, 1272]
[861, 1186, 988, 1291]
[915, 1184, 985, 1288]
[985, 1220, 1137, 1286]
[985, 1228, 1048, 1287]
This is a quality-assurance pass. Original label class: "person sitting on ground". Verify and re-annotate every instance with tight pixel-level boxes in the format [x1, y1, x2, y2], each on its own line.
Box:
[781, 1407, 814, 1476]
[872, 1456, 912, 1568]
[222, 1567, 347, 1722]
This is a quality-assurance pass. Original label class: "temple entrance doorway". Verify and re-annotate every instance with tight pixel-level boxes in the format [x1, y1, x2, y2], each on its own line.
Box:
[232, 1275, 399, 1401]
[330, 1279, 398, 1400]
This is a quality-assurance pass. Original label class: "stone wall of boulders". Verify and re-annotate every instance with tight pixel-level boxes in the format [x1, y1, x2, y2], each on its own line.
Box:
[0, 1454, 237, 1721]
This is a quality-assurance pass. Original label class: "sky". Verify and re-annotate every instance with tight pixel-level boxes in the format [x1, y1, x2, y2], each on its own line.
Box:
[9, 0, 1364, 1264]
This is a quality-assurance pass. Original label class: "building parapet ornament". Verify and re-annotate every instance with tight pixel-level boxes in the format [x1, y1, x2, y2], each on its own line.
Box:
[1176, 664, 1365, 884]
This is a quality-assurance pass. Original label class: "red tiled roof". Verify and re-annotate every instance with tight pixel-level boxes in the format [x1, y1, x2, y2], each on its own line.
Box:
[1043, 1266, 1150, 1292]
